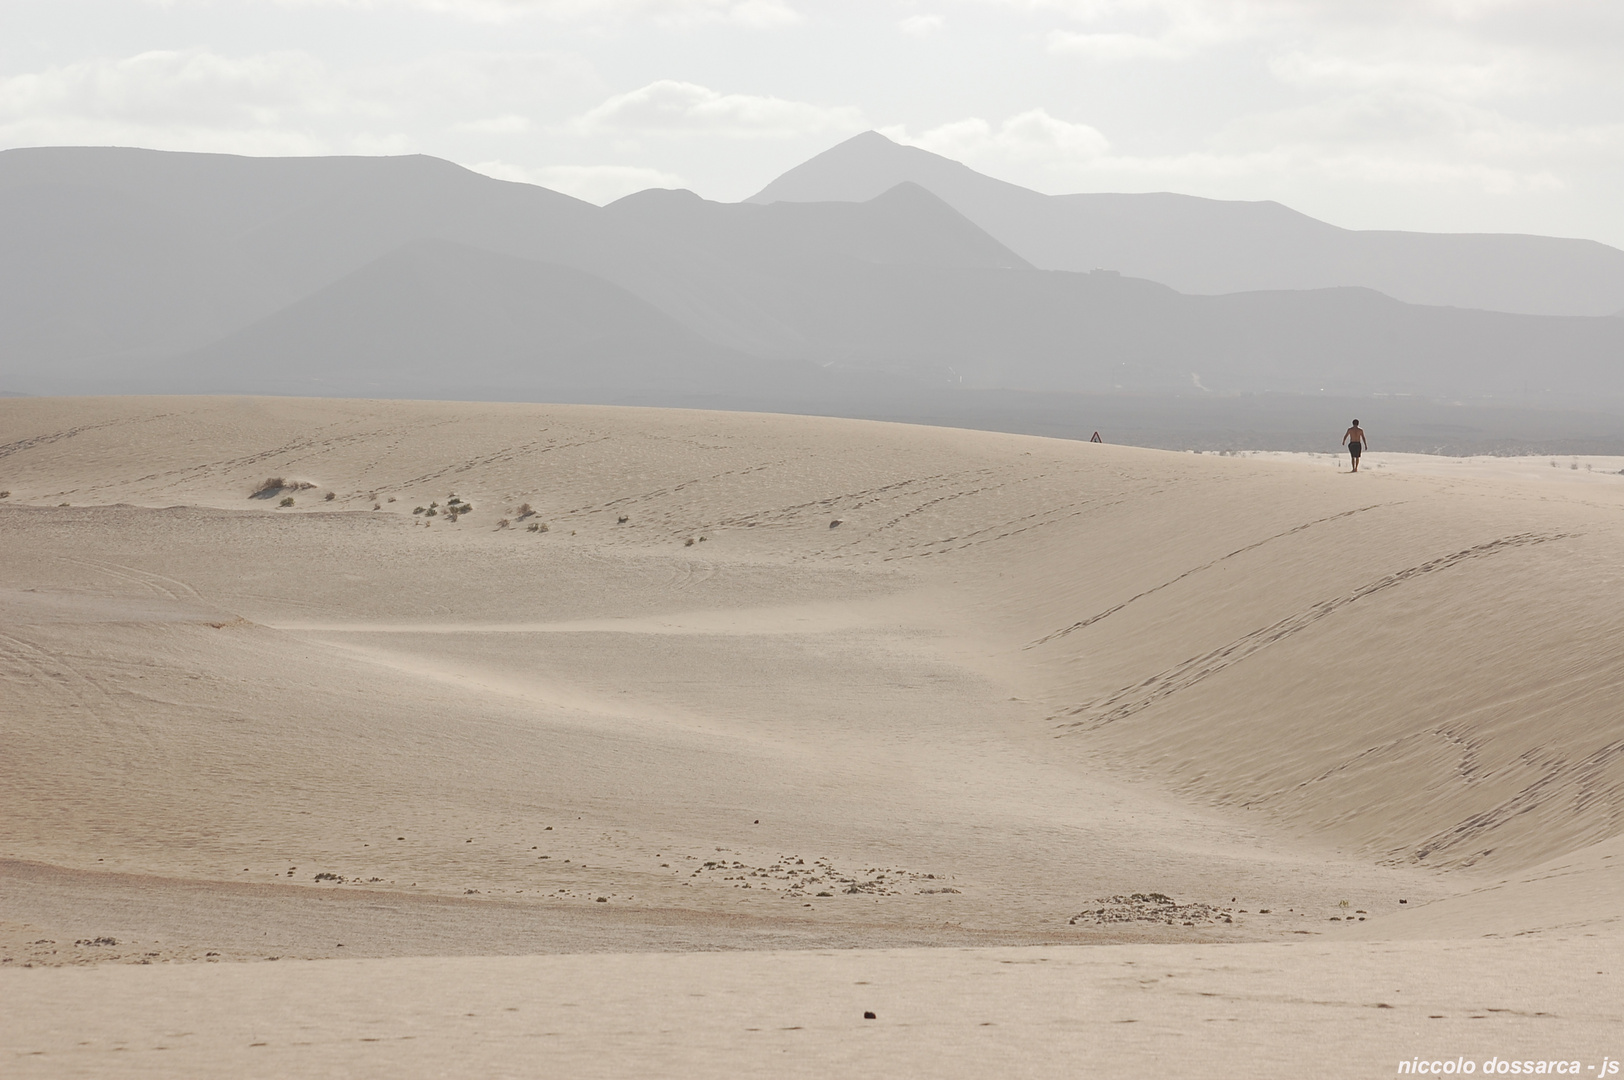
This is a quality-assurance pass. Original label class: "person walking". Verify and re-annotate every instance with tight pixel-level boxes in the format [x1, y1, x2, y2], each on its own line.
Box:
[1342, 420, 1366, 472]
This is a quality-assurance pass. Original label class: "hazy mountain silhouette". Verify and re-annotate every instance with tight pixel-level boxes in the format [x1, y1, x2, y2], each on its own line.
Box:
[749, 132, 1624, 318]
[5, 145, 1624, 413]
[151, 239, 817, 399]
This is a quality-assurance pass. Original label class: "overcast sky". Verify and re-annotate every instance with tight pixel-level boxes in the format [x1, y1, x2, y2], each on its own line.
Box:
[5, 1, 1622, 245]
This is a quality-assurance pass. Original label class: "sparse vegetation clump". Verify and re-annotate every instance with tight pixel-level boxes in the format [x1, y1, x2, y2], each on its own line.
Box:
[527, 522, 549, 533]
[0, 491, 9, 499]
[496, 518, 510, 530]
[324, 491, 336, 501]
[617, 514, 629, 524]
[279, 496, 295, 508]
[435, 495, 473, 522]
[252, 477, 315, 499]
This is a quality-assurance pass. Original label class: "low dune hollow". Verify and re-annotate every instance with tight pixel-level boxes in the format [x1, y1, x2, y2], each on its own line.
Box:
[2, 396, 1620, 1078]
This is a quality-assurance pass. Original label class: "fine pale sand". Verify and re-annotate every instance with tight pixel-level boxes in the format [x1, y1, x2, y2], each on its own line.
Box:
[2, 396, 1620, 1077]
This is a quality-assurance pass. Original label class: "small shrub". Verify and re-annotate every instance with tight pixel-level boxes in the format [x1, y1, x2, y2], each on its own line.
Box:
[538, 522, 549, 532]
[253, 477, 315, 498]
[448, 496, 463, 506]
[279, 496, 294, 508]
[313, 872, 343, 882]
[387, 496, 396, 503]
[373, 503, 381, 510]
[617, 514, 629, 524]
[324, 491, 336, 501]
[496, 518, 510, 530]
[0, 491, 9, 499]
[527, 522, 539, 532]
[1571, 461, 1579, 470]
[413, 506, 425, 515]
[684, 537, 695, 547]
[517, 503, 534, 518]
[425, 507, 437, 517]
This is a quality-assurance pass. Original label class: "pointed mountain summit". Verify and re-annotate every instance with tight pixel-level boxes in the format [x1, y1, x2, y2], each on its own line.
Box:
[749, 132, 1624, 318]
[617, 180, 1026, 271]
[748, 130, 1042, 210]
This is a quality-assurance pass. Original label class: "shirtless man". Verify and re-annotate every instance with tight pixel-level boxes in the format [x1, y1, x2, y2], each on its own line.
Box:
[1342, 420, 1366, 472]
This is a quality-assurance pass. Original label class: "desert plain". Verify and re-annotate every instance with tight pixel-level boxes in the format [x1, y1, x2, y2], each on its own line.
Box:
[1, 395, 1620, 1078]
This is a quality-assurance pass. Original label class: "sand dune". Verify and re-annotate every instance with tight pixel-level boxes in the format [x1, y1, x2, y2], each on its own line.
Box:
[2, 396, 1619, 1075]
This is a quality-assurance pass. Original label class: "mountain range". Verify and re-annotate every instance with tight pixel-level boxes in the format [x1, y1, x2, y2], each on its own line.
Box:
[3, 134, 1622, 412]
[753, 131, 1624, 319]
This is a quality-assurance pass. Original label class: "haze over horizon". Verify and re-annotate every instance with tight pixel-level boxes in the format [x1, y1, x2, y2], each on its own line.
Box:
[5, 1, 1623, 247]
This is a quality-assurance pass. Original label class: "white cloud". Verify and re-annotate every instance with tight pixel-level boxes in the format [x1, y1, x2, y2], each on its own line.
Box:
[1268, 43, 1533, 101]
[0, 48, 591, 158]
[0, 49, 372, 155]
[899, 108, 1110, 162]
[262, 0, 801, 26]
[467, 160, 688, 202]
[1033, 0, 1269, 60]
[573, 80, 864, 138]
[899, 14, 945, 36]
[455, 113, 532, 134]
[0, 49, 339, 130]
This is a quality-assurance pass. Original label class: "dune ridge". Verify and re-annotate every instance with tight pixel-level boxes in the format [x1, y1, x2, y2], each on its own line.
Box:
[2, 395, 1619, 1076]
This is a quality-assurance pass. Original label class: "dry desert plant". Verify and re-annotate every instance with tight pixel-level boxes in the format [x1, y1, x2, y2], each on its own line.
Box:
[253, 477, 315, 498]
[278, 496, 294, 508]
[517, 502, 534, 518]
[324, 491, 336, 501]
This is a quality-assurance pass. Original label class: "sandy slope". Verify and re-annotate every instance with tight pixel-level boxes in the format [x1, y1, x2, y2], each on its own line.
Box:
[5, 939, 1620, 1080]
[2, 397, 1620, 1075]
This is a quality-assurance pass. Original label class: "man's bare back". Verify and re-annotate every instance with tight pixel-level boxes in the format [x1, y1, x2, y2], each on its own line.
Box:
[1342, 421, 1366, 472]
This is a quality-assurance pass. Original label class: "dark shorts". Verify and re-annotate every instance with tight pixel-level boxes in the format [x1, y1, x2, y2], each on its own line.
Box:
[1349, 441, 1362, 457]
